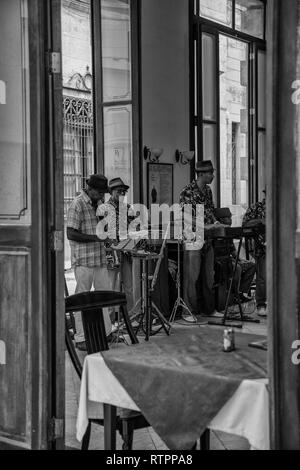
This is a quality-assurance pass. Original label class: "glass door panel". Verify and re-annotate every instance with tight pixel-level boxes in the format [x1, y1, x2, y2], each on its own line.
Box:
[202, 33, 217, 121]
[101, 0, 132, 102]
[219, 35, 249, 222]
[61, 0, 94, 269]
[103, 105, 133, 203]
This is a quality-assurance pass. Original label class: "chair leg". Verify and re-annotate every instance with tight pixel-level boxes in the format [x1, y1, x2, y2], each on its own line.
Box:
[200, 429, 210, 450]
[81, 421, 92, 450]
[121, 420, 134, 450]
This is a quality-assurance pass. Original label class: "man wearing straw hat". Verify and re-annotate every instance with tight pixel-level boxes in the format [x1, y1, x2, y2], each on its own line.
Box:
[179, 160, 222, 320]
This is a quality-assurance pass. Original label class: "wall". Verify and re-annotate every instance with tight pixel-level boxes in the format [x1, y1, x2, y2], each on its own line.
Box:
[141, 0, 191, 205]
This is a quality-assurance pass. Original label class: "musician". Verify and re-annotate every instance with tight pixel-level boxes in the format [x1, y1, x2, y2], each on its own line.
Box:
[242, 190, 267, 317]
[102, 177, 135, 312]
[179, 160, 222, 319]
[215, 208, 256, 305]
[67, 174, 116, 350]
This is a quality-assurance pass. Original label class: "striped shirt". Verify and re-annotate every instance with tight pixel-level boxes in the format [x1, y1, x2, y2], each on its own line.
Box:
[67, 190, 106, 268]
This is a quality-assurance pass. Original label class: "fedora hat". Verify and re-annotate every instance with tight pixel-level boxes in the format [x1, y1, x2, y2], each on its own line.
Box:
[195, 160, 216, 173]
[214, 207, 232, 220]
[109, 177, 130, 192]
[86, 174, 108, 192]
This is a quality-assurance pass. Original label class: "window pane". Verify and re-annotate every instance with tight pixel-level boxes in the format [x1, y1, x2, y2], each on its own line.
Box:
[258, 131, 266, 197]
[194, 127, 198, 162]
[194, 40, 198, 116]
[0, 0, 31, 225]
[101, 0, 132, 102]
[202, 33, 216, 121]
[258, 50, 266, 128]
[219, 36, 249, 215]
[200, 0, 232, 27]
[235, 0, 264, 39]
[203, 124, 217, 200]
[61, 0, 94, 212]
[61, 0, 94, 267]
[103, 105, 133, 202]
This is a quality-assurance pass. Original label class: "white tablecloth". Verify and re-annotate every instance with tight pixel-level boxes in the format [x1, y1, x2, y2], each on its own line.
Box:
[76, 353, 269, 450]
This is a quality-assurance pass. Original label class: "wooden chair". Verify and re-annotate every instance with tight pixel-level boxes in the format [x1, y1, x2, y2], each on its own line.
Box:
[65, 290, 150, 450]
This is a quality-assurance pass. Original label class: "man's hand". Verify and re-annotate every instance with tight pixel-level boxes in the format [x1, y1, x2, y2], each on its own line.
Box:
[243, 218, 265, 228]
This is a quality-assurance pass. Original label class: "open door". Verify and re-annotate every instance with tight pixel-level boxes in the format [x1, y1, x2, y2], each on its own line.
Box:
[0, 0, 64, 449]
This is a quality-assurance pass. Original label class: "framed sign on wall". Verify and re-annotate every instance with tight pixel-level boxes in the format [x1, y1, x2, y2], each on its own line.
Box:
[147, 163, 173, 207]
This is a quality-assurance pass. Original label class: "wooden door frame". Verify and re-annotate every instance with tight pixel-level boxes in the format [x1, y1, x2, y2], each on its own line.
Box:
[28, 0, 49, 449]
[45, 0, 65, 450]
[28, 0, 64, 449]
[267, 0, 300, 449]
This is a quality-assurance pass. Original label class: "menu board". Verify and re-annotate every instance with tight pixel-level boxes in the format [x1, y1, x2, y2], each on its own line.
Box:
[147, 163, 173, 206]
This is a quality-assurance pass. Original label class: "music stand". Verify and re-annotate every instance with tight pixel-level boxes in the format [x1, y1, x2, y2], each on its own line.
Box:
[112, 225, 171, 341]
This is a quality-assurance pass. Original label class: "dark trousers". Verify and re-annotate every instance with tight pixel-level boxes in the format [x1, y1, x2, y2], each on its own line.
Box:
[256, 255, 266, 307]
[183, 244, 215, 315]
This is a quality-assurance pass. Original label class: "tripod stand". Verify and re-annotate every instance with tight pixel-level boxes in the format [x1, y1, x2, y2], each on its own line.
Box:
[169, 239, 198, 325]
[114, 226, 171, 341]
[134, 253, 171, 341]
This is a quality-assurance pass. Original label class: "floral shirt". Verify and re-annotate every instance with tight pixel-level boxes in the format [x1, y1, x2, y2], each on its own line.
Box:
[179, 180, 216, 225]
[242, 199, 266, 257]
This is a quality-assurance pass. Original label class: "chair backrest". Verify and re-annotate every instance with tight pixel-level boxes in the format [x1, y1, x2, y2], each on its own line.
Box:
[65, 290, 139, 370]
[65, 290, 127, 312]
[81, 305, 109, 354]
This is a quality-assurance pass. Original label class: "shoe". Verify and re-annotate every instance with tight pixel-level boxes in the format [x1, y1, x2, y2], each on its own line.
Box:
[256, 306, 267, 317]
[111, 323, 119, 334]
[75, 341, 87, 351]
[210, 310, 224, 318]
[181, 313, 197, 323]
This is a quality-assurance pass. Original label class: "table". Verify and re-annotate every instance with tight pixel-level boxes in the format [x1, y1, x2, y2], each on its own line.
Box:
[76, 328, 269, 450]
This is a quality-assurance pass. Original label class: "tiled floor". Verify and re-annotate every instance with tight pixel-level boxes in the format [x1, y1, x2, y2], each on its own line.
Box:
[65, 269, 267, 451]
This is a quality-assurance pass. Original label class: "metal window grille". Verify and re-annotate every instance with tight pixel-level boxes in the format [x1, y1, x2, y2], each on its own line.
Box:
[63, 95, 94, 218]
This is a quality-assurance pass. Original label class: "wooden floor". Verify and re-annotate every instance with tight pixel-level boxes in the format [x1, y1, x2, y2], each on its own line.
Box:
[65, 285, 267, 450]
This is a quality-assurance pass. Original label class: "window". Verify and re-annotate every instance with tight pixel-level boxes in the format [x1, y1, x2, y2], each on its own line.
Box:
[235, 0, 265, 40]
[219, 36, 249, 210]
[192, 0, 266, 213]
[61, 0, 138, 218]
[257, 49, 266, 197]
[200, 0, 232, 27]
[196, 0, 266, 40]
[101, 0, 134, 203]
[61, 0, 94, 217]
[61, 0, 139, 267]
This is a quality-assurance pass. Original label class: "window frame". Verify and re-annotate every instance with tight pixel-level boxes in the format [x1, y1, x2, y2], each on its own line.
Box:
[91, 0, 141, 203]
[195, 0, 267, 42]
[190, 0, 267, 206]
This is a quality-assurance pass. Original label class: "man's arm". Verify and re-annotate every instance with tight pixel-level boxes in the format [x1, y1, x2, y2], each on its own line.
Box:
[243, 218, 266, 228]
[67, 227, 100, 243]
[206, 188, 219, 224]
